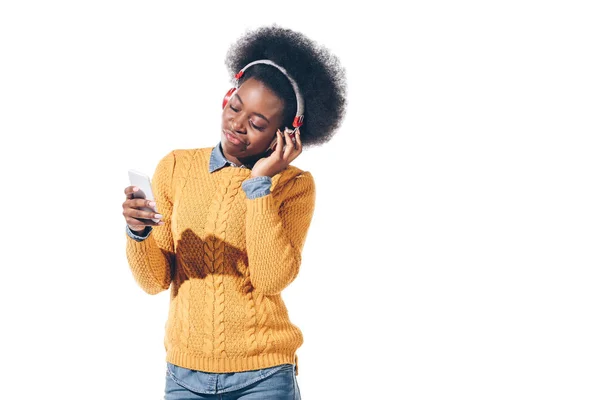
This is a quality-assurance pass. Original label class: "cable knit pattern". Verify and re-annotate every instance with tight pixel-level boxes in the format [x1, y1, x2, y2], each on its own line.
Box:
[124, 146, 315, 375]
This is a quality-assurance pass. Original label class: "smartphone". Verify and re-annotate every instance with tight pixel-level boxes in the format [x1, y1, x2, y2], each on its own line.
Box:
[128, 169, 160, 223]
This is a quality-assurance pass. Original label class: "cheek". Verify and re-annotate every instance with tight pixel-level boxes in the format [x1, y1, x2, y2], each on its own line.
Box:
[248, 131, 273, 147]
[222, 109, 230, 121]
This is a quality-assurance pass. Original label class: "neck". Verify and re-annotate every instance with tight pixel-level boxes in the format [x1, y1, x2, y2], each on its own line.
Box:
[221, 143, 264, 168]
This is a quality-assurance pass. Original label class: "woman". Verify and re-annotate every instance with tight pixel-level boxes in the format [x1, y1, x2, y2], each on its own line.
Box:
[122, 25, 346, 399]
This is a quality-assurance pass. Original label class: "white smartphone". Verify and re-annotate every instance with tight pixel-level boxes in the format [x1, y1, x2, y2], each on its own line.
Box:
[128, 169, 160, 223]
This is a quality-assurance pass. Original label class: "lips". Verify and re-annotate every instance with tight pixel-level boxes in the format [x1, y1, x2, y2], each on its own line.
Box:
[223, 129, 246, 145]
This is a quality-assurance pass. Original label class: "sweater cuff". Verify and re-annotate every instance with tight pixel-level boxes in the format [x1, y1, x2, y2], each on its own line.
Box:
[246, 192, 277, 215]
[242, 176, 272, 199]
[126, 225, 153, 241]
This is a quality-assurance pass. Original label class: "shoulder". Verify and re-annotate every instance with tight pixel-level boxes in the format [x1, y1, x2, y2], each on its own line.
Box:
[278, 164, 313, 183]
[157, 147, 213, 174]
[272, 164, 315, 198]
[169, 147, 212, 162]
[282, 163, 312, 178]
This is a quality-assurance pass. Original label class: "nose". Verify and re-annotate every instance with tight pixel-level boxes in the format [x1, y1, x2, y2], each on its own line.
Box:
[230, 116, 245, 133]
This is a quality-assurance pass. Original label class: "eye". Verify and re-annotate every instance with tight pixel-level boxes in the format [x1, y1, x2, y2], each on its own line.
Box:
[229, 104, 265, 131]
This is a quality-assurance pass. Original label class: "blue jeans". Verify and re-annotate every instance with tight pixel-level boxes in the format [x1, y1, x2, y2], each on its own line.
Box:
[164, 363, 302, 399]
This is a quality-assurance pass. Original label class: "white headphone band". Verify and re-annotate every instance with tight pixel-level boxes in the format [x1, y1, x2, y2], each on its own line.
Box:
[234, 59, 304, 127]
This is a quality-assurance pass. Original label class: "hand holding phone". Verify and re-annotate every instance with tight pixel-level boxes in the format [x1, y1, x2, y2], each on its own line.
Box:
[266, 127, 298, 156]
[123, 169, 164, 231]
[250, 127, 302, 178]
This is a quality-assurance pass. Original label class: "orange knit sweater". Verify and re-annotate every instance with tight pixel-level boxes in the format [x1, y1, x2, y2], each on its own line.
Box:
[124, 147, 316, 376]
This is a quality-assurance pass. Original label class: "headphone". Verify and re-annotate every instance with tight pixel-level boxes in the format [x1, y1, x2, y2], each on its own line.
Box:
[222, 59, 305, 130]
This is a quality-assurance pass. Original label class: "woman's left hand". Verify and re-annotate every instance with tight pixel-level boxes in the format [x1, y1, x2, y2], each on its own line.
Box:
[250, 128, 302, 178]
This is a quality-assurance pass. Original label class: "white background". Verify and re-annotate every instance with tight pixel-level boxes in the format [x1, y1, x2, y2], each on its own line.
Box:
[1, 1, 599, 399]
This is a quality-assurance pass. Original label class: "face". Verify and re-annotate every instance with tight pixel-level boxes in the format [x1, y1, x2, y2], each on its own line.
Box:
[221, 77, 285, 165]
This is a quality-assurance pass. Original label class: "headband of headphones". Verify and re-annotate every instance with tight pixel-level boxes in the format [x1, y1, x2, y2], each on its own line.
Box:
[231, 59, 304, 128]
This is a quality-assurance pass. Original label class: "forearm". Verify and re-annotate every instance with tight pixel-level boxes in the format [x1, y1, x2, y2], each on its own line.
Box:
[245, 195, 301, 295]
[125, 226, 173, 294]
[124, 150, 176, 295]
[244, 172, 315, 295]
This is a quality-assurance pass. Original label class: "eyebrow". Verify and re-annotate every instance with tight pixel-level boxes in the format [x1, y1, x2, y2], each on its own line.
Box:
[234, 93, 270, 124]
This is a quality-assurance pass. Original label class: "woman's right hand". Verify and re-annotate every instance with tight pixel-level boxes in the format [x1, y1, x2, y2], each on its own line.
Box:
[122, 185, 164, 232]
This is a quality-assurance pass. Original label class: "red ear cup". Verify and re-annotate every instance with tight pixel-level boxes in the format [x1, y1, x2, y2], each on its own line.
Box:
[222, 87, 237, 109]
[292, 115, 304, 128]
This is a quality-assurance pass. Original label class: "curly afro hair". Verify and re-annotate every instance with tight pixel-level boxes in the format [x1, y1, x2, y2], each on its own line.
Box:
[224, 24, 347, 148]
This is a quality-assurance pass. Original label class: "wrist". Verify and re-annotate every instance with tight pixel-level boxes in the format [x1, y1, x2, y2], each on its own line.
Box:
[128, 225, 147, 233]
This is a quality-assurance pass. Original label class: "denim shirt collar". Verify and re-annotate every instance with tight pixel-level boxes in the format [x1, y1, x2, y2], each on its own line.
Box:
[209, 142, 252, 173]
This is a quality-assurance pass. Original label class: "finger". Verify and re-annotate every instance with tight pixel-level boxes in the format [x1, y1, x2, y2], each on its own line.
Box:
[126, 207, 163, 222]
[126, 216, 164, 227]
[286, 129, 302, 163]
[275, 129, 284, 155]
[137, 208, 163, 221]
[283, 128, 295, 158]
[125, 185, 140, 200]
[288, 127, 299, 149]
[123, 198, 157, 211]
[294, 129, 302, 152]
[137, 198, 157, 210]
[268, 136, 277, 152]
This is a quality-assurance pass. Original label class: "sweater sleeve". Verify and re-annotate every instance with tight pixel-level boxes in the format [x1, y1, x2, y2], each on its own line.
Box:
[244, 171, 316, 295]
[124, 150, 176, 295]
